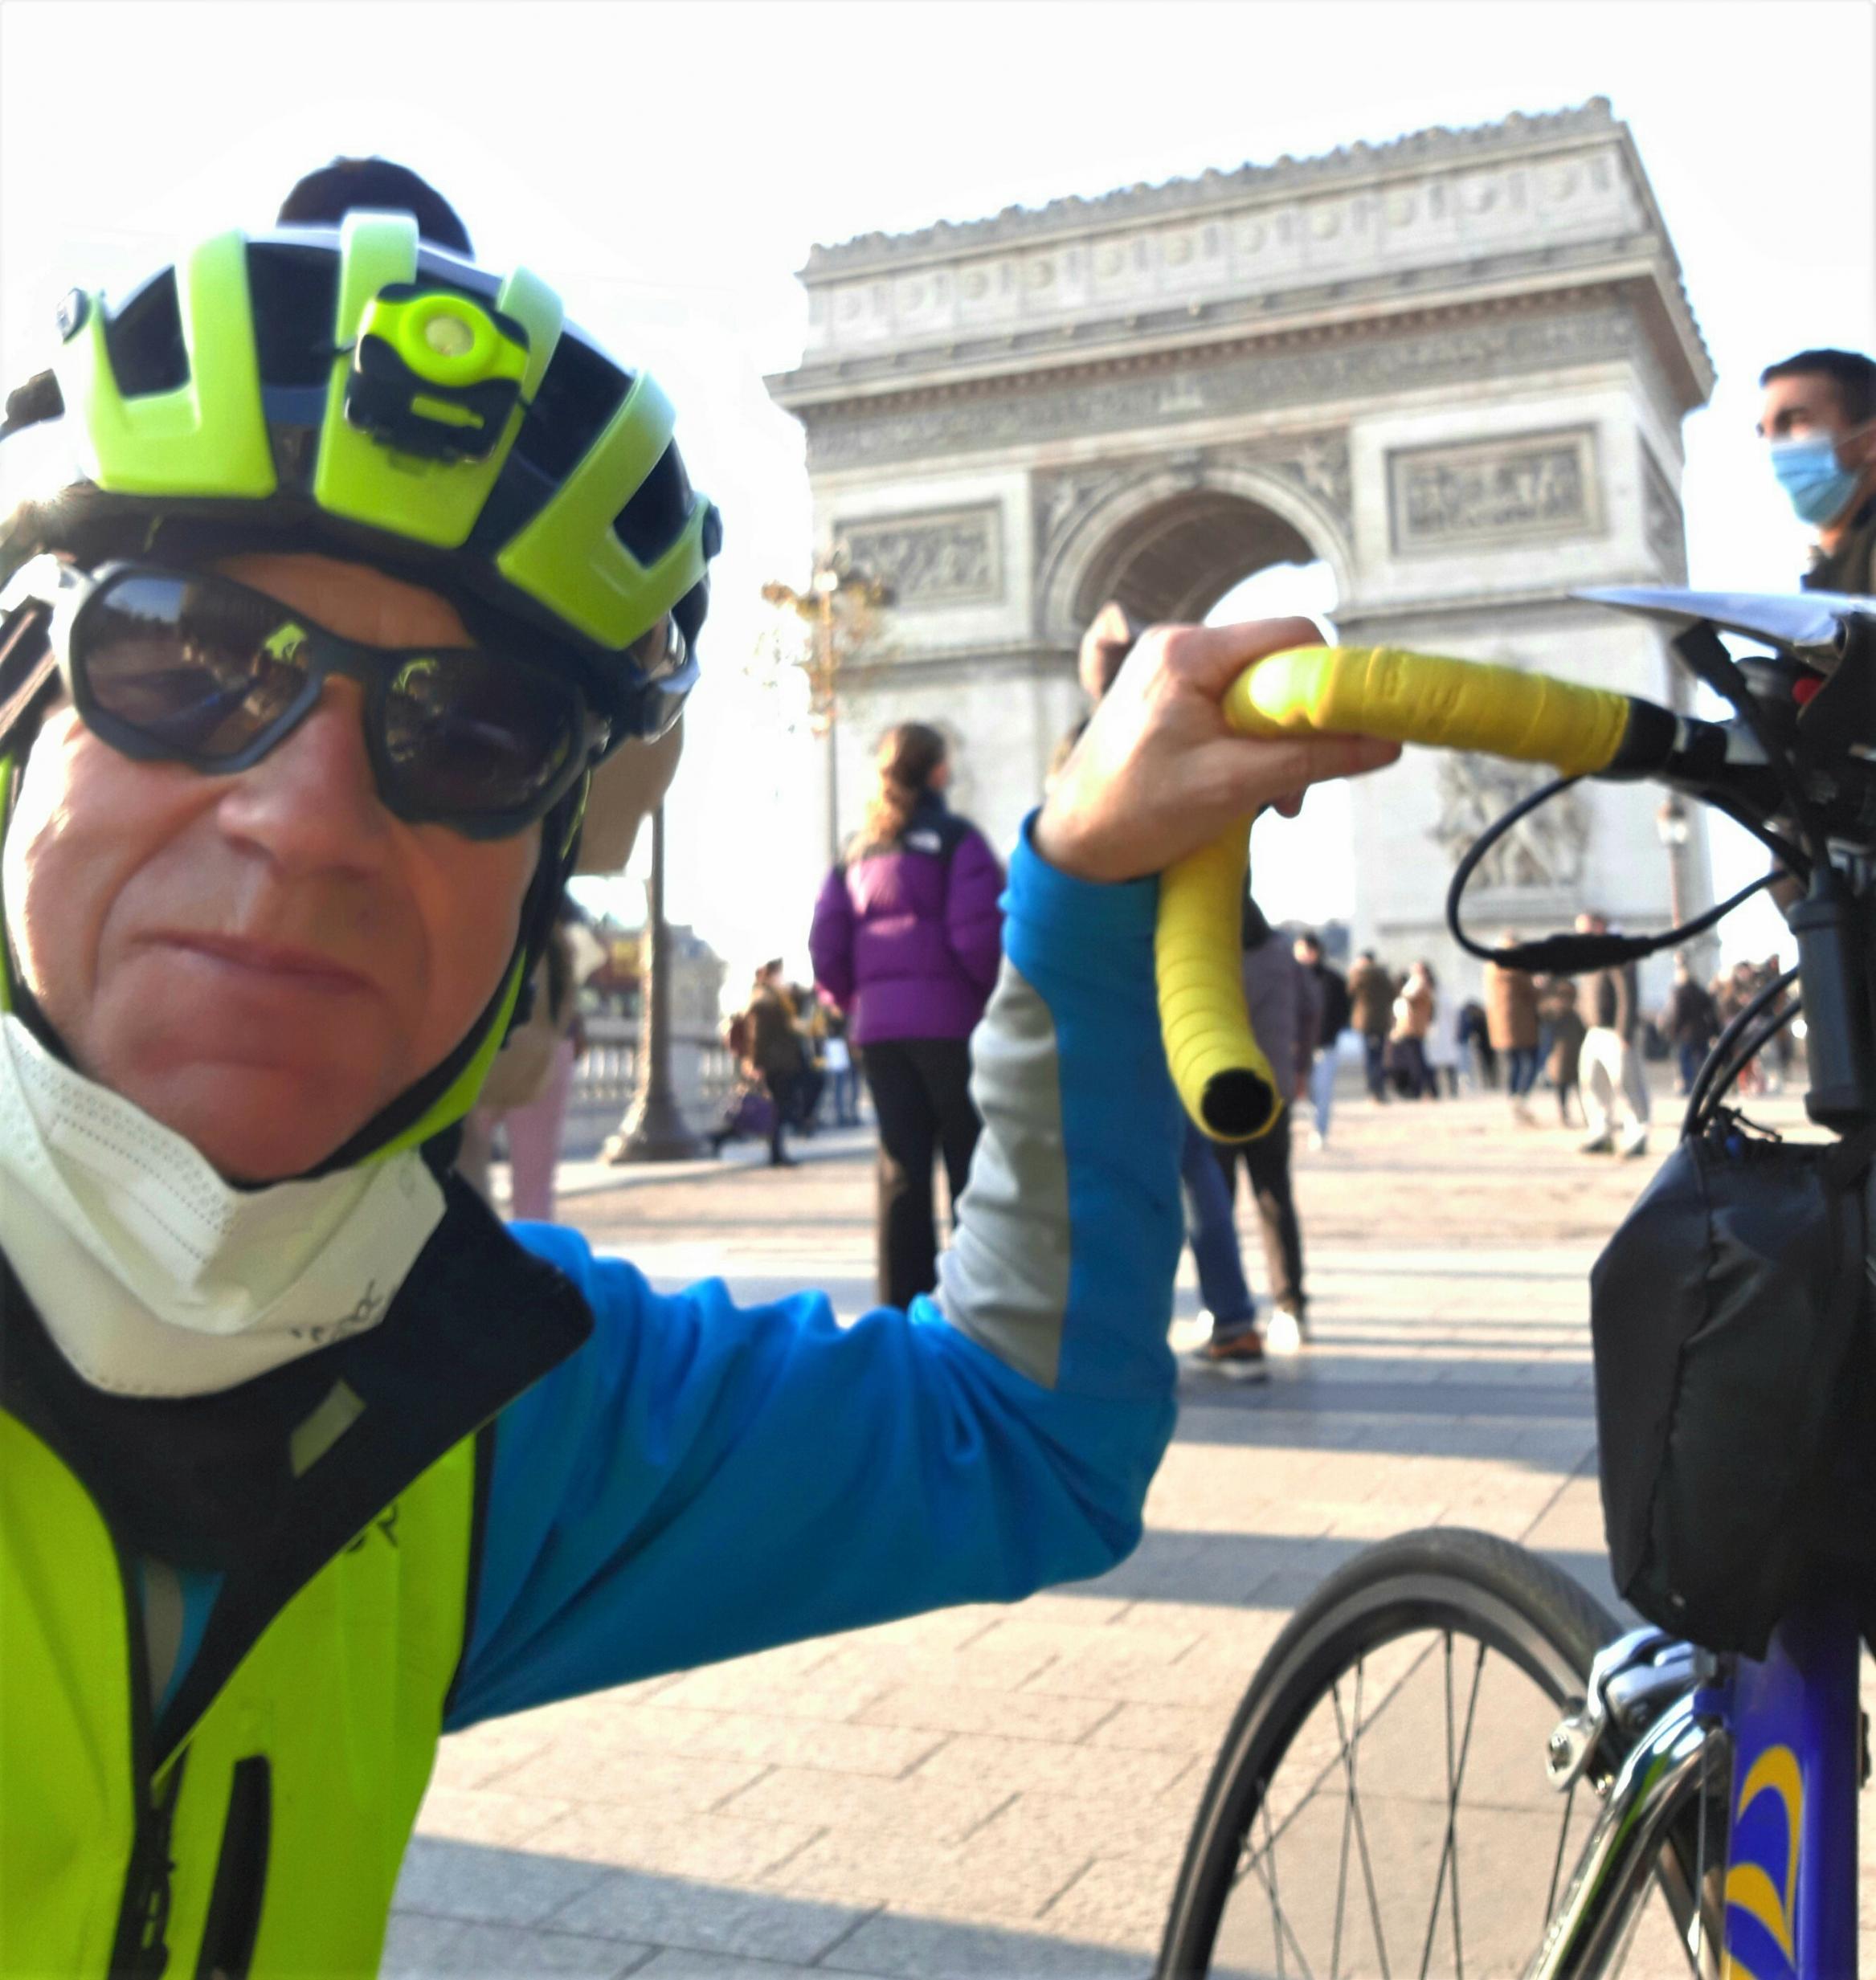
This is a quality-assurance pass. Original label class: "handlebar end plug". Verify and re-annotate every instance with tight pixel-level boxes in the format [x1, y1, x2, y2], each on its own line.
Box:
[1199, 1069, 1281, 1144]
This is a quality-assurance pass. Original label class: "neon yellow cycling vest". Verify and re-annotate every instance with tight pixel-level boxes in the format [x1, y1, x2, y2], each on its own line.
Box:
[0, 1410, 476, 1978]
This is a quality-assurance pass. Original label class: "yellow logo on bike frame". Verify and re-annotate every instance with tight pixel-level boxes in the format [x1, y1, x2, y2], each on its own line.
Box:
[1723, 1743, 1801, 1977]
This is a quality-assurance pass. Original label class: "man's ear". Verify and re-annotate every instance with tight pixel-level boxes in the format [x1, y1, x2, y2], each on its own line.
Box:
[573, 720, 684, 875]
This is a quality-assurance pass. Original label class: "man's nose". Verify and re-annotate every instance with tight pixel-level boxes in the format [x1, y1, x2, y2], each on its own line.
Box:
[215, 680, 392, 872]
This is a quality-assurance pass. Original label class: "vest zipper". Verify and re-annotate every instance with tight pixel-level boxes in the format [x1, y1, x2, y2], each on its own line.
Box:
[108, 1536, 183, 1979]
[108, 1750, 187, 1977]
[194, 1757, 271, 1980]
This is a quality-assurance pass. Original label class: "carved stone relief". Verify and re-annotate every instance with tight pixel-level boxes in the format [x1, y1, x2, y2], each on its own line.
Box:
[1431, 755, 1588, 888]
[803, 305, 1638, 472]
[837, 504, 1004, 607]
[1388, 427, 1602, 553]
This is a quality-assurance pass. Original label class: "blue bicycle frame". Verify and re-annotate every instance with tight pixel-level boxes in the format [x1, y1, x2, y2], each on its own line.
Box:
[1532, 1593, 1861, 1975]
[1720, 1594, 1861, 1978]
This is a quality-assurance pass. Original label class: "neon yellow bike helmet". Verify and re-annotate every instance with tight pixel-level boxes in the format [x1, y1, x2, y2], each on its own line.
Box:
[1, 159, 720, 740]
[0, 159, 722, 1169]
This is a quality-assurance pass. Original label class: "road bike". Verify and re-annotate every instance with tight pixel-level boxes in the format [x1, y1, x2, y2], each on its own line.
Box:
[1150, 586, 1876, 1978]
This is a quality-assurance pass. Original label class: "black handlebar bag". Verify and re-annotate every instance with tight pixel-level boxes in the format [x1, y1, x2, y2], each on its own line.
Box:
[1590, 1118, 1876, 1656]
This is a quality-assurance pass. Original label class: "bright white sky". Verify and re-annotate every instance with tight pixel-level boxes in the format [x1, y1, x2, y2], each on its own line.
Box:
[4, 0, 1872, 984]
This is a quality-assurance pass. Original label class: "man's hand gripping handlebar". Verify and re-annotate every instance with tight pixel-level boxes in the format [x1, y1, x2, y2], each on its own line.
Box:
[1160, 644, 1649, 1141]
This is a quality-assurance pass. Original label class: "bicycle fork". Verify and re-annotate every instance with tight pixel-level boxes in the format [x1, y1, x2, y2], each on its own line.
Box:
[1528, 1600, 1865, 1980]
[1527, 1682, 1727, 1978]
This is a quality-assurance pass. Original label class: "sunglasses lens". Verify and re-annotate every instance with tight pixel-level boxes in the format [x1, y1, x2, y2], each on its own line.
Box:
[81, 573, 313, 757]
[382, 651, 578, 821]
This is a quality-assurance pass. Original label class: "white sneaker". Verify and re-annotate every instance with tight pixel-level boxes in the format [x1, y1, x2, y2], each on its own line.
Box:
[1620, 1127, 1649, 1160]
[1265, 1308, 1306, 1353]
[1307, 1129, 1326, 1153]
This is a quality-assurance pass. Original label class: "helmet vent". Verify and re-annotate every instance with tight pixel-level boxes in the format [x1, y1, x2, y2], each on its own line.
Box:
[514, 336, 625, 483]
[103, 270, 188, 398]
[248, 244, 341, 388]
[613, 443, 692, 564]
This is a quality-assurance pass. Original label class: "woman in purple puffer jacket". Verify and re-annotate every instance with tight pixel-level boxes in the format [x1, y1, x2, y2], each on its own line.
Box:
[811, 724, 1006, 1308]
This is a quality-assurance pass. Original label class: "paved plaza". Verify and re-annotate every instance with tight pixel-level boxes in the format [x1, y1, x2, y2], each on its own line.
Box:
[387, 1080, 1870, 1977]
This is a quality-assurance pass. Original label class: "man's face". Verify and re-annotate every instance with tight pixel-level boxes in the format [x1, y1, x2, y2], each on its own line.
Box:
[1758, 374, 1876, 492]
[1759, 372, 1851, 447]
[2, 552, 541, 1182]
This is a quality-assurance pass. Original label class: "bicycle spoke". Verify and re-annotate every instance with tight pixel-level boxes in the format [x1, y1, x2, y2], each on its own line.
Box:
[1447, 1641, 1485, 1979]
[1543, 1778, 1579, 1925]
[1329, 1660, 1393, 1980]
[1331, 1673, 1353, 1980]
[1237, 1790, 1318, 1980]
[1417, 1634, 1485, 1980]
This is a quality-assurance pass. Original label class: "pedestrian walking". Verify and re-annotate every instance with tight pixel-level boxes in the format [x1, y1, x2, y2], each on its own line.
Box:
[789, 982, 828, 1133]
[1663, 953, 1722, 1096]
[1576, 912, 1652, 1157]
[1485, 935, 1542, 1122]
[1195, 892, 1321, 1364]
[1539, 976, 1588, 1125]
[1424, 969, 1463, 1097]
[810, 724, 1005, 1308]
[738, 960, 807, 1167]
[1388, 962, 1437, 1100]
[1294, 930, 1350, 1150]
[1348, 950, 1396, 1102]
[821, 999, 862, 1125]
[1181, 1121, 1264, 1377]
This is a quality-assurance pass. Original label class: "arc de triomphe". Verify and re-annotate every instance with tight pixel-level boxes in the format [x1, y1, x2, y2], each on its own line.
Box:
[767, 100, 1716, 986]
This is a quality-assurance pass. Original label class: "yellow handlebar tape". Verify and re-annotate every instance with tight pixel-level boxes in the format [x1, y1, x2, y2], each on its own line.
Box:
[1159, 644, 1631, 1141]
[1156, 827, 1282, 1142]
[1224, 644, 1629, 778]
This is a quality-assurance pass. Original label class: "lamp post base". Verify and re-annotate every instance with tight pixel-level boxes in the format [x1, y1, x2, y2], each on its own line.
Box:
[607, 1093, 707, 1165]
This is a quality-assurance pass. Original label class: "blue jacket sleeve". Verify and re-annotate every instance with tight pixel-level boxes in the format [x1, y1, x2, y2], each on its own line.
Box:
[447, 823, 1183, 1730]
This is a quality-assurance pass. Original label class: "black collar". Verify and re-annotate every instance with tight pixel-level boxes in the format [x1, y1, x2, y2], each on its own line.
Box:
[0, 1174, 591, 1758]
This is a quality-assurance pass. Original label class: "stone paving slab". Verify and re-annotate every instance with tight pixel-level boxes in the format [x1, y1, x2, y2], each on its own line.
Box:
[394, 1084, 1876, 1975]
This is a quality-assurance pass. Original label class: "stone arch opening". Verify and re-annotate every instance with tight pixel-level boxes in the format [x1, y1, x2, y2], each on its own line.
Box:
[1040, 463, 1351, 651]
[1073, 490, 1315, 628]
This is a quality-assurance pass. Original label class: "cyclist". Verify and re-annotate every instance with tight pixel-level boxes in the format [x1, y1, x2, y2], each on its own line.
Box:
[0, 159, 1397, 1974]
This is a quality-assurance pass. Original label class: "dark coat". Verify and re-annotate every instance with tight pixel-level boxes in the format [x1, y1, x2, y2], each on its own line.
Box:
[1484, 958, 1539, 1051]
[1347, 957, 1396, 1038]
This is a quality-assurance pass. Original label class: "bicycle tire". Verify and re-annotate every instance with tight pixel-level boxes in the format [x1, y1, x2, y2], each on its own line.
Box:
[1156, 1527, 1698, 1979]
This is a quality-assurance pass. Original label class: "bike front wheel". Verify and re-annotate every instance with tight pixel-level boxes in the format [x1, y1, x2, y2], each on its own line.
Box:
[1157, 1528, 1711, 1979]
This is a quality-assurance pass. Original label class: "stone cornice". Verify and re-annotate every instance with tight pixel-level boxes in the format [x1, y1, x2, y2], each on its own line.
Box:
[781, 287, 1699, 480]
[804, 100, 1621, 276]
[772, 257, 1706, 416]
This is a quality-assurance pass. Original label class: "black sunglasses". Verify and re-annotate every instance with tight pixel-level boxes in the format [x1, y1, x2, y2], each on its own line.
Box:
[34, 561, 619, 839]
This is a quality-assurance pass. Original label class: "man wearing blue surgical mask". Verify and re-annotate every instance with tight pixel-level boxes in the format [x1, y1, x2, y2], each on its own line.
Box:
[1757, 347, 1876, 596]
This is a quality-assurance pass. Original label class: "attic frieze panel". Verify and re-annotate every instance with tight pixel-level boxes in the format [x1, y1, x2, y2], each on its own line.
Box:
[803, 305, 1641, 472]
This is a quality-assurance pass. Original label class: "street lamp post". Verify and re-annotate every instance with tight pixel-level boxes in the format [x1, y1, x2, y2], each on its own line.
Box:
[610, 801, 705, 1162]
[757, 551, 892, 870]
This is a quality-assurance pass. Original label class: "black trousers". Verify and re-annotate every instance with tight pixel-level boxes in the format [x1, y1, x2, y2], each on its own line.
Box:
[762, 1068, 797, 1163]
[860, 1038, 982, 1309]
[1213, 1109, 1304, 1311]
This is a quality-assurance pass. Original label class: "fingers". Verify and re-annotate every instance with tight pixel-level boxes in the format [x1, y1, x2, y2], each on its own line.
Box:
[1150, 616, 1328, 699]
[1206, 731, 1402, 813]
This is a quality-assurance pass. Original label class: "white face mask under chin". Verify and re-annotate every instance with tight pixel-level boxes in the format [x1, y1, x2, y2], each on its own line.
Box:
[0, 1014, 446, 1398]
